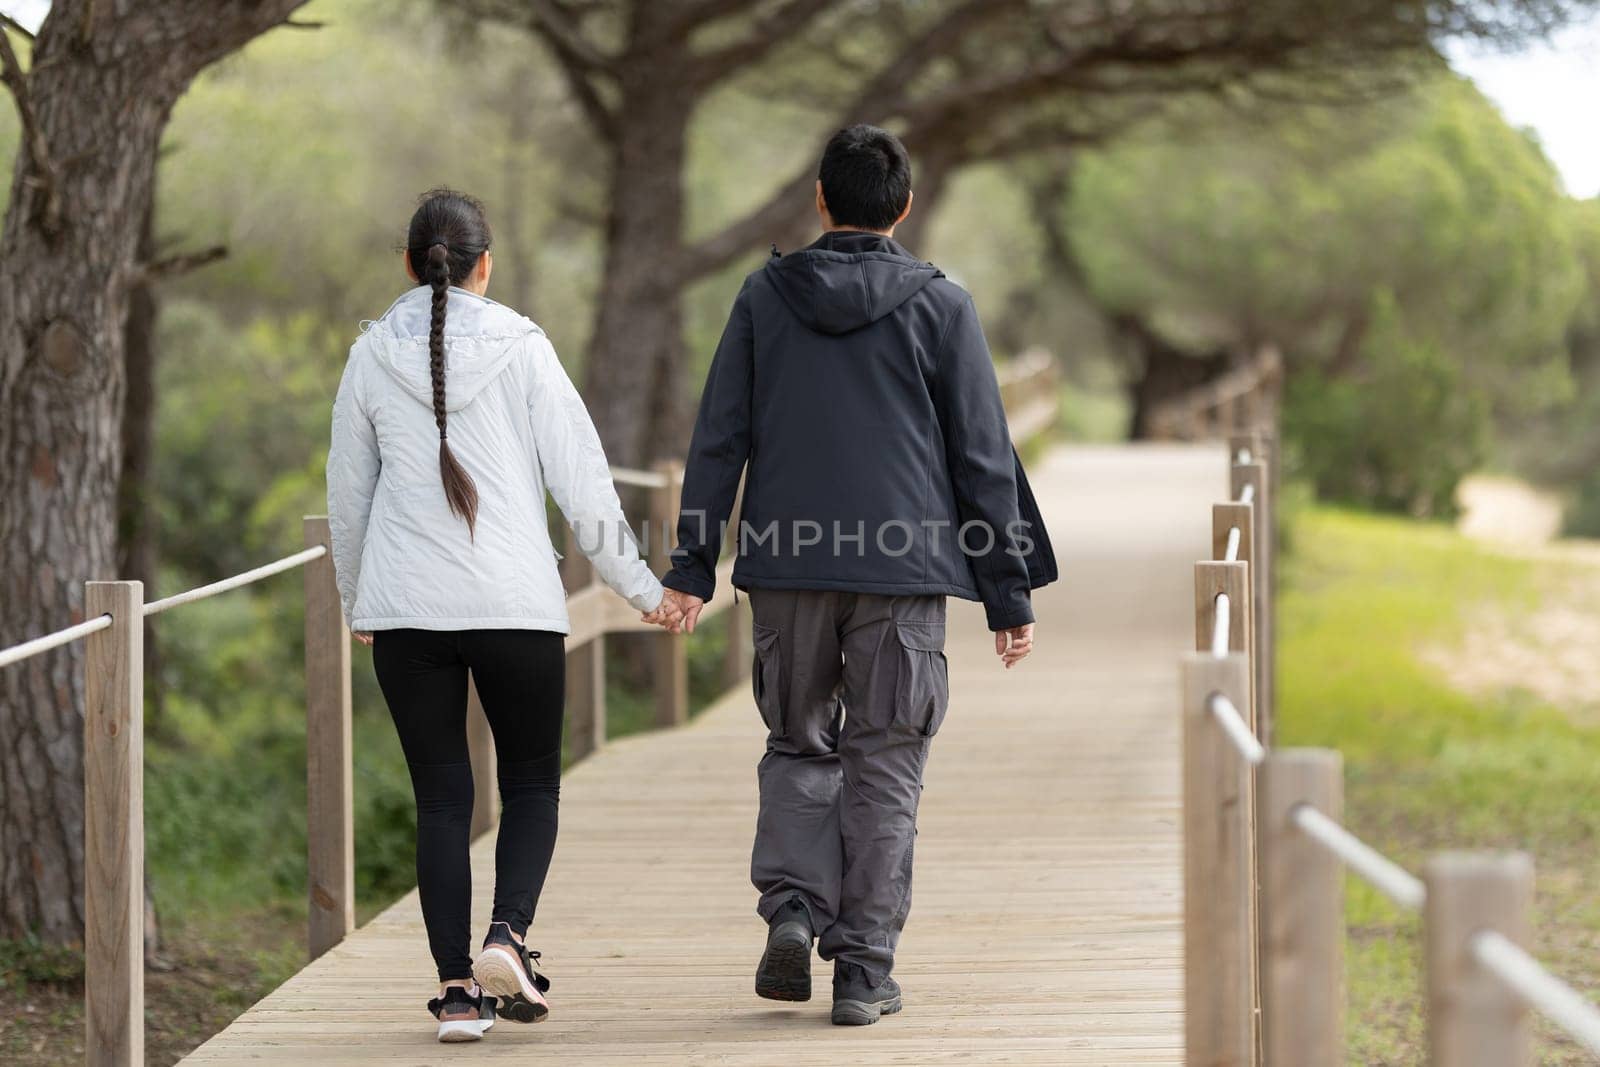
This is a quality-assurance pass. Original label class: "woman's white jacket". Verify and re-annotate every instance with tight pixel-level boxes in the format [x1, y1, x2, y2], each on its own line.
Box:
[327, 286, 663, 633]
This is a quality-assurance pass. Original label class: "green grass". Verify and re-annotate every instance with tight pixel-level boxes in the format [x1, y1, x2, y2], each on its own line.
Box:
[1279, 506, 1600, 1064]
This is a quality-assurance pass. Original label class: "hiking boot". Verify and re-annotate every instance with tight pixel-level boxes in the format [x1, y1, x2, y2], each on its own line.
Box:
[472, 921, 551, 1023]
[831, 962, 902, 1026]
[427, 983, 493, 1042]
[755, 897, 814, 1002]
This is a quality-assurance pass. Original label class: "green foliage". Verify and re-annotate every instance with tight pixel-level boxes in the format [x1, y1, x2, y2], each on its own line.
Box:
[0, 936, 84, 991]
[1283, 295, 1488, 516]
[1280, 506, 1600, 1061]
[1069, 71, 1585, 510]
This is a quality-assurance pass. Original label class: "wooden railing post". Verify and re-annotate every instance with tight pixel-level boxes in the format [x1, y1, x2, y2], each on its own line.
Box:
[650, 460, 688, 727]
[1182, 651, 1259, 1066]
[562, 532, 606, 762]
[1259, 749, 1344, 1067]
[1230, 459, 1272, 744]
[466, 677, 497, 837]
[303, 517, 353, 961]
[84, 580, 144, 1067]
[1195, 561, 1252, 684]
[1424, 852, 1534, 1067]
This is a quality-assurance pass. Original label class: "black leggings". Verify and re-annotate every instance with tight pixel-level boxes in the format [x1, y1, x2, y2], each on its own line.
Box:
[372, 628, 565, 982]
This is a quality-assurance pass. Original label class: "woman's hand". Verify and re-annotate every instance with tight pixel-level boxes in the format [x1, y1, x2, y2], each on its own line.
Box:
[353, 631, 374, 647]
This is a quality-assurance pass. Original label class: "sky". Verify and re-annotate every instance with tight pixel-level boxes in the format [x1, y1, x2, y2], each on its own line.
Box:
[0, 0, 1596, 197]
[1446, 17, 1600, 199]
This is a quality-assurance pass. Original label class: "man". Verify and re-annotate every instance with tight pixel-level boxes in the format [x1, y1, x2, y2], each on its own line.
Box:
[651, 124, 1054, 1025]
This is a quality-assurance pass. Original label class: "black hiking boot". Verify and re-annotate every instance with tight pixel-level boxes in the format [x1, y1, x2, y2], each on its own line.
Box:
[755, 897, 814, 1002]
[831, 962, 902, 1026]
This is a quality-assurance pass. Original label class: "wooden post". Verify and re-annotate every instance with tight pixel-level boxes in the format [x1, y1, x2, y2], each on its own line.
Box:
[84, 580, 144, 1067]
[563, 532, 606, 762]
[1424, 852, 1534, 1067]
[1230, 460, 1272, 744]
[1182, 651, 1258, 1067]
[1259, 749, 1345, 1067]
[650, 460, 688, 727]
[1195, 560, 1252, 664]
[466, 676, 497, 838]
[304, 517, 354, 961]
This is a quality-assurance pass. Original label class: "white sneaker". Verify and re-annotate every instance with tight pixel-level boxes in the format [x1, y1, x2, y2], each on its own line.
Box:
[428, 983, 493, 1042]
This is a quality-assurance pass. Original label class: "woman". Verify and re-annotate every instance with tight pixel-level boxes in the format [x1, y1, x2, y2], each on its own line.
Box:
[327, 189, 665, 1042]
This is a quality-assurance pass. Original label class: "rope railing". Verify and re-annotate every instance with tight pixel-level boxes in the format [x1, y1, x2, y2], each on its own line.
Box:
[609, 465, 671, 489]
[143, 545, 327, 617]
[1210, 592, 1232, 657]
[1208, 692, 1265, 765]
[1290, 803, 1426, 910]
[1185, 430, 1600, 1066]
[0, 614, 114, 670]
[1472, 931, 1600, 1056]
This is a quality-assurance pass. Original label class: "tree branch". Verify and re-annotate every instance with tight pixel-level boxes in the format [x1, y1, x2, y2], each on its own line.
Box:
[0, 13, 34, 40]
[460, 0, 618, 139]
[136, 244, 228, 284]
[0, 25, 62, 236]
[676, 0, 1024, 279]
[689, 0, 849, 88]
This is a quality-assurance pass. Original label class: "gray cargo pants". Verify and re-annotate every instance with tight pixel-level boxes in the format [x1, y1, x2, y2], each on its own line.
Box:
[747, 588, 949, 986]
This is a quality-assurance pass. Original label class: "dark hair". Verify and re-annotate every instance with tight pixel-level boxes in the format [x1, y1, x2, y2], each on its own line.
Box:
[817, 124, 912, 232]
[405, 189, 490, 537]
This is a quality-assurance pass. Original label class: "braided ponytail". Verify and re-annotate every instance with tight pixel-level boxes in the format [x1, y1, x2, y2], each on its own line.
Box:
[407, 190, 490, 539]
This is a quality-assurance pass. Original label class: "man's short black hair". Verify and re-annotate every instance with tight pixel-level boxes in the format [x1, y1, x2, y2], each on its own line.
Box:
[818, 124, 912, 232]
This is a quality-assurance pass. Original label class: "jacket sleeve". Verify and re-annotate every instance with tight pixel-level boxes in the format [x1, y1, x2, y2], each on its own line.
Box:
[662, 280, 754, 602]
[527, 334, 664, 613]
[326, 352, 380, 628]
[932, 297, 1034, 631]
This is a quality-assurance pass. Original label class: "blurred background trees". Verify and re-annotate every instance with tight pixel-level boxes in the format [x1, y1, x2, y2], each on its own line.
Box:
[4, 0, 1600, 1058]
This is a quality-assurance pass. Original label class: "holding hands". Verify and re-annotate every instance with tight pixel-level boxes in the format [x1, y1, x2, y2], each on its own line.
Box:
[642, 588, 705, 635]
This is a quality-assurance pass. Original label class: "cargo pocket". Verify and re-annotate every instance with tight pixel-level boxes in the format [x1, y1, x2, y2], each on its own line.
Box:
[893, 620, 949, 737]
[751, 623, 785, 737]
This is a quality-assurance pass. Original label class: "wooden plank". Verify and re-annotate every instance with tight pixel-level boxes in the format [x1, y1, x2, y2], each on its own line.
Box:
[303, 517, 354, 961]
[1181, 651, 1257, 1067]
[1424, 852, 1534, 1067]
[1259, 749, 1343, 1067]
[84, 580, 144, 1067]
[185, 445, 1218, 1066]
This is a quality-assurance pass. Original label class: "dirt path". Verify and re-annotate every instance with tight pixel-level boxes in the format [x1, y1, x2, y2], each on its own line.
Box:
[1432, 475, 1600, 724]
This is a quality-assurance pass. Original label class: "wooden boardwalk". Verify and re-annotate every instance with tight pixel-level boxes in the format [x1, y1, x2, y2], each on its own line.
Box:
[185, 444, 1223, 1065]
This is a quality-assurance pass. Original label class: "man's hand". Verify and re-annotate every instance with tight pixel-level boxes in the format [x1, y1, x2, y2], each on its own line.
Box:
[643, 589, 706, 635]
[994, 623, 1034, 669]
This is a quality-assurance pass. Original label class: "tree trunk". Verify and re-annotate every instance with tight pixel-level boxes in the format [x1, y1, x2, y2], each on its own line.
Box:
[582, 77, 693, 468]
[0, 0, 305, 945]
[1119, 316, 1228, 440]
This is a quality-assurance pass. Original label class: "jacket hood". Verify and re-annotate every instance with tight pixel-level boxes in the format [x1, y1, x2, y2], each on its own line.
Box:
[764, 231, 942, 335]
[360, 286, 540, 412]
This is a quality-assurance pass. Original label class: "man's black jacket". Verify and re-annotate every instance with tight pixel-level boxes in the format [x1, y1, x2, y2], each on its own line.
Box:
[662, 230, 1055, 631]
